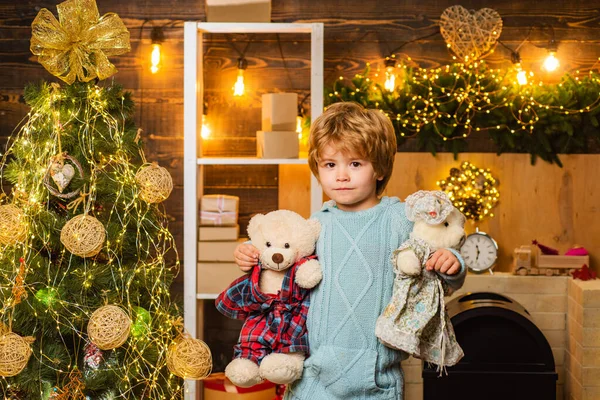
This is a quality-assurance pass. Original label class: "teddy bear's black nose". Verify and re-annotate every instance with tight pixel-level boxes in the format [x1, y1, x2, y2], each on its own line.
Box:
[272, 253, 284, 264]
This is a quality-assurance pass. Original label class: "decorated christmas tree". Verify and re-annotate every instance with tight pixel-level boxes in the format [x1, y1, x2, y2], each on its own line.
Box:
[0, 0, 211, 398]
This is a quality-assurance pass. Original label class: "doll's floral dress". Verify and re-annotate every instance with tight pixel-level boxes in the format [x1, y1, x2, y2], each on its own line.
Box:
[375, 237, 464, 370]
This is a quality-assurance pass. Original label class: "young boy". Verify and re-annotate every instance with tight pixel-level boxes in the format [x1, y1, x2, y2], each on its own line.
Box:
[234, 102, 466, 399]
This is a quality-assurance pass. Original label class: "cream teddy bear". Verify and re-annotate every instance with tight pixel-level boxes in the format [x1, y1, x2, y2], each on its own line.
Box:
[216, 210, 322, 388]
[375, 190, 466, 370]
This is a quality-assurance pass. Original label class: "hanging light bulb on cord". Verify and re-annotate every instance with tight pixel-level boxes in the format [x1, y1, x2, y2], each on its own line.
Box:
[511, 51, 528, 86]
[201, 102, 211, 139]
[516, 67, 528, 85]
[543, 40, 559, 72]
[296, 114, 303, 139]
[233, 57, 248, 96]
[297, 104, 306, 139]
[150, 26, 165, 74]
[383, 56, 397, 92]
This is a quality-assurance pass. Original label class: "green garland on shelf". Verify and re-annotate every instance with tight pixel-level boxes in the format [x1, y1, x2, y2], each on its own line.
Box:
[325, 61, 600, 166]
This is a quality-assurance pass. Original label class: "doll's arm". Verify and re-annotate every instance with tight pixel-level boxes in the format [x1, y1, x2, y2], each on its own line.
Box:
[394, 248, 422, 276]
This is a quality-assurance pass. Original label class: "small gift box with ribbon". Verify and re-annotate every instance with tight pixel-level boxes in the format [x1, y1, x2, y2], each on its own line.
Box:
[203, 372, 276, 400]
[200, 195, 239, 226]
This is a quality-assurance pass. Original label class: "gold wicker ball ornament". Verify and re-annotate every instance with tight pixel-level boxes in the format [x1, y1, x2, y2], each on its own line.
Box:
[0, 204, 27, 245]
[135, 163, 173, 204]
[87, 305, 131, 350]
[60, 214, 105, 257]
[0, 332, 34, 377]
[167, 334, 212, 380]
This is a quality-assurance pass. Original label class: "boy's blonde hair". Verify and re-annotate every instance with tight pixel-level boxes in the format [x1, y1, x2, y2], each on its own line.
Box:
[308, 102, 397, 196]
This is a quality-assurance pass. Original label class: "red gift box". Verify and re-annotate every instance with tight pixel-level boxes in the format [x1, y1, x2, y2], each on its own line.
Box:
[204, 373, 277, 400]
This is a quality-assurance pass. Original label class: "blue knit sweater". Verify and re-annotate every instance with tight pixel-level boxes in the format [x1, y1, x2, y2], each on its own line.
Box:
[285, 196, 466, 400]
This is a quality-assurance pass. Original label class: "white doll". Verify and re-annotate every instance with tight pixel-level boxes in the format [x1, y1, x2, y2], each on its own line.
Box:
[375, 190, 465, 371]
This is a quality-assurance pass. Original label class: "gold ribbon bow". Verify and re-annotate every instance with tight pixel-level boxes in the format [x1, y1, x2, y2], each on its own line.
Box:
[172, 316, 185, 334]
[30, 0, 130, 84]
[67, 190, 89, 213]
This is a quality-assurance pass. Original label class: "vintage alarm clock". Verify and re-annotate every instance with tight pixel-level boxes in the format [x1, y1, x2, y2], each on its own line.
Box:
[460, 229, 498, 273]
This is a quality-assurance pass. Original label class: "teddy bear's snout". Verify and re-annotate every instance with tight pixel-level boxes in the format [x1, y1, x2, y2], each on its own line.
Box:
[272, 253, 284, 264]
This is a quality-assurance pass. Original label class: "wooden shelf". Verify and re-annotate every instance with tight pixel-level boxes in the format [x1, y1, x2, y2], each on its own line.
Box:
[183, 22, 323, 400]
[197, 157, 308, 165]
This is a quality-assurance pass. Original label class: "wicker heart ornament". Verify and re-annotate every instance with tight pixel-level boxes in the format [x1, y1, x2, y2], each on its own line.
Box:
[44, 153, 84, 199]
[50, 161, 75, 193]
[439, 5, 502, 61]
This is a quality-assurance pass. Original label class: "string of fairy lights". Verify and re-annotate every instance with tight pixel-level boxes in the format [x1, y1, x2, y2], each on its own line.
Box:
[437, 161, 500, 222]
[329, 60, 600, 142]
[323, 25, 600, 221]
[314, 18, 600, 167]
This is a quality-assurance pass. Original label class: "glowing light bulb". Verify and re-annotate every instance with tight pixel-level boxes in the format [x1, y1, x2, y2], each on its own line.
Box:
[517, 69, 527, 85]
[201, 115, 211, 139]
[233, 58, 248, 97]
[233, 69, 245, 96]
[543, 51, 559, 72]
[150, 27, 165, 74]
[513, 63, 528, 85]
[384, 68, 396, 92]
[150, 43, 161, 74]
[296, 115, 303, 139]
[383, 57, 396, 92]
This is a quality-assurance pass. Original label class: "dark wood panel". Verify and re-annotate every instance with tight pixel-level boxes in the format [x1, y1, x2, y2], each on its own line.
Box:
[0, 2, 205, 21]
[204, 165, 278, 188]
[4, 2, 600, 39]
[201, 137, 257, 157]
[204, 303, 243, 372]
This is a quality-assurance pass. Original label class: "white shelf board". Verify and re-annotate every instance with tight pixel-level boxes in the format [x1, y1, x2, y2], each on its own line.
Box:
[196, 22, 314, 34]
[184, 21, 323, 400]
[197, 157, 308, 165]
[197, 293, 218, 300]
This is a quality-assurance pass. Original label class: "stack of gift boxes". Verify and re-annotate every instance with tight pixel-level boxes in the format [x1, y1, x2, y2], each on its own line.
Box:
[197, 194, 247, 294]
[257, 93, 299, 159]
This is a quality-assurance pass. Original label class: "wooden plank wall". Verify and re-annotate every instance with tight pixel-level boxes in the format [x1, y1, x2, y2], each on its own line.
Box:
[2, 0, 600, 297]
[282, 152, 600, 275]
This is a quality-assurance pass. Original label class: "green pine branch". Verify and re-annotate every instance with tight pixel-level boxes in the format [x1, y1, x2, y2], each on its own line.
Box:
[325, 62, 600, 165]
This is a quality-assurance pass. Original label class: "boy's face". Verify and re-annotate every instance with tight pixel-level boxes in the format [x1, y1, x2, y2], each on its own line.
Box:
[317, 143, 382, 212]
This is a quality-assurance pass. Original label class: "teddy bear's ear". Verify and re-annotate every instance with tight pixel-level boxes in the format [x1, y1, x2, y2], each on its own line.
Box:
[247, 213, 265, 240]
[307, 218, 321, 239]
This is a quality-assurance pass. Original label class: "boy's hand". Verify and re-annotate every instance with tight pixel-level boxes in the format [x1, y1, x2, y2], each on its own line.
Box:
[234, 243, 259, 272]
[425, 249, 460, 275]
